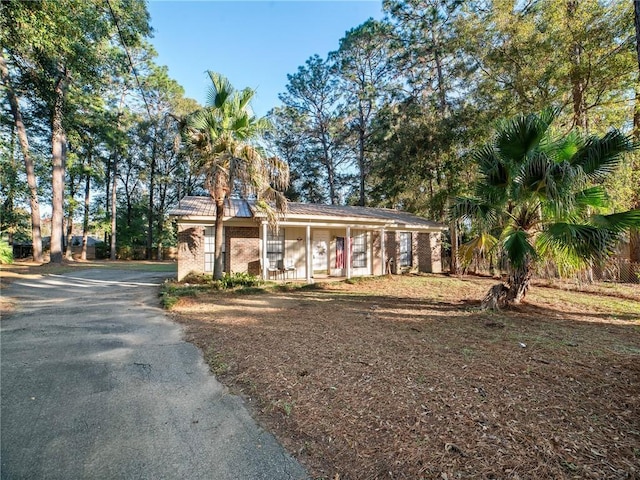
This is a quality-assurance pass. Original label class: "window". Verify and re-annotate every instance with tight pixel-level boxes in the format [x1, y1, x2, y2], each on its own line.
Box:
[204, 226, 225, 273]
[399, 232, 412, 267]
[352, 232, 367, 268]
[267, 228, 284, 268]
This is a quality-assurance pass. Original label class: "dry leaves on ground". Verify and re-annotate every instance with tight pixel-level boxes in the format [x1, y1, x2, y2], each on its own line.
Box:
[171, 275, 640, 479]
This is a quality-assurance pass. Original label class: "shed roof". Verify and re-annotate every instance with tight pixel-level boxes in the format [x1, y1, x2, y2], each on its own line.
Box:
[169, 196, 446, 231]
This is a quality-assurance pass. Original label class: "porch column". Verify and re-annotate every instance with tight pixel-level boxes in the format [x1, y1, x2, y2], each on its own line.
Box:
[262, 222, 268, 280]
[381, 228, 386, 275]
[305, 225, 312, 283]
[346, 226, 351, 279]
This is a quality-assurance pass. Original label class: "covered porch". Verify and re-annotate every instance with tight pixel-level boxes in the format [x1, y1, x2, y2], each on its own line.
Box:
[258, 222, 388, 283]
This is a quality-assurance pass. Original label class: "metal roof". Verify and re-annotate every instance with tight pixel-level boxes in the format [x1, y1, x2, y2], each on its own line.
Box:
[168, 196, 446, 230]
[169, 197, 253, 218]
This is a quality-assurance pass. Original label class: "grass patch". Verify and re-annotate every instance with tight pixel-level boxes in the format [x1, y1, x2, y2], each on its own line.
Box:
[160, 283, 208, 309]
[204, 345, 230, 376]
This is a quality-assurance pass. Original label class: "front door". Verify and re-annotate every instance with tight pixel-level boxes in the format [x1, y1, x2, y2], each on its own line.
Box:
[312, 230, 329, 274]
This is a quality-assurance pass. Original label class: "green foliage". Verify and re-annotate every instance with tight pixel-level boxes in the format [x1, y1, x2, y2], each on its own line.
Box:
[0, 237, 13, 264]
[215, 272, 262, 290]
[451, 110, 639, 301]
[273, 55, 349, 205]
[94, 241, 108, 260]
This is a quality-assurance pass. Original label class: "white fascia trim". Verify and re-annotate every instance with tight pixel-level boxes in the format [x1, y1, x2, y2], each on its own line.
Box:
[272, 219, 445, 232]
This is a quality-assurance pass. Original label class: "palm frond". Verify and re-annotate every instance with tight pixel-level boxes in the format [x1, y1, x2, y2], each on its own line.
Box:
[570, 129, 636, 181]
[575, 186, 607, 209]
[539, 222, 616, 262]
[515, 151, 554, 197]
[449, 197, 498, 224]
[266, 155, 290, 191]
[501, 228, 536, 268]
[496, 108, 556, 163]
[458, 232, 498, 267]
[206, 71, 234, 108]
[589, 210, 640, 234]
[546, 130, 580, 164]
[474, 181, 508, 210]
[236, 87, 255, 111]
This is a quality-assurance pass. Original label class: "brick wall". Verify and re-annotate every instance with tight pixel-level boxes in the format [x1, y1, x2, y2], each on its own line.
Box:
[417, 233, 430, 272]
[416, 232, 442, 273]
[225, 226, 260, 275]
[177, 224, 204, 281]
[428, 232, 443, 273]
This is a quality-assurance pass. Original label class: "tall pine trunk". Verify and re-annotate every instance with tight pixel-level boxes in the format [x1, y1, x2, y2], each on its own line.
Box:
[0, 52, 43, 262]
[50, 71, 68, 264]
[147, 132, 157, 260]
[357, 105, 367, 207]
[81, 156, 91, 261]
[567, 0, 589, 132]
[64, 170, 78, 260]
[110, 152, 117, 260]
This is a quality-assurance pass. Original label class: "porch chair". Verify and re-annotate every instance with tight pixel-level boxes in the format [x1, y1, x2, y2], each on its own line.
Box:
[282, 259, 297, 280]
[261, 258, 280, 280]
[269, 261, 281, 280]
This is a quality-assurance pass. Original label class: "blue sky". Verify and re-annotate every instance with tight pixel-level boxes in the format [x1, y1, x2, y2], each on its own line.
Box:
[147, 1, 384, 117]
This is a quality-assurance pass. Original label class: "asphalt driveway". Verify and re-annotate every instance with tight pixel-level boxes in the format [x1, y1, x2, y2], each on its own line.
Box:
[0, 267, 307, 480]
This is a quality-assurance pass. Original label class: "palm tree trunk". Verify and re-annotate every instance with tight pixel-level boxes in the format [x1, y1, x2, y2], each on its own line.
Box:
[506, 263, 532, 304]
[482, 262, 532, 309]
[213, 200, 225, 280]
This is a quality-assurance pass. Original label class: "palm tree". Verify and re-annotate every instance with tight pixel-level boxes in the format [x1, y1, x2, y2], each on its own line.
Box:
[450, 109, 639, 309]
[181, 72, 289, 280]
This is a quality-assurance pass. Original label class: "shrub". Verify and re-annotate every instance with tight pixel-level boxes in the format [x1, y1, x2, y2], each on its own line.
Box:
[94, 241, 108, 259]
[216, 272, 261, 289]
[0, 238, 13, 264]
[182, 272, 215, 285]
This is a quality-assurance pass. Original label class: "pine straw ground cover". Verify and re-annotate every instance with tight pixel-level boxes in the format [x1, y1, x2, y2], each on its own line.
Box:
[168, 275, 640, 480]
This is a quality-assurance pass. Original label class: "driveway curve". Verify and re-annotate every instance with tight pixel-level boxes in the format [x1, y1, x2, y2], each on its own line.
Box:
[1, 267, 307, 480]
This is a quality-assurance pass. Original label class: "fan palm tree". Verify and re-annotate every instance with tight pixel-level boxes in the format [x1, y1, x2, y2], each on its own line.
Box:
[450, 109, 639, 309]
[181, 72, 289, 280]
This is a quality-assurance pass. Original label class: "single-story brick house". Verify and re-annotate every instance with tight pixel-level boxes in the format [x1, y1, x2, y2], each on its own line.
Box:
[169, 196, 446, 282]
